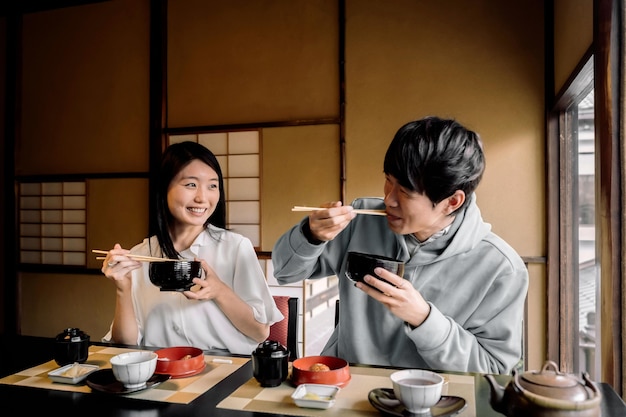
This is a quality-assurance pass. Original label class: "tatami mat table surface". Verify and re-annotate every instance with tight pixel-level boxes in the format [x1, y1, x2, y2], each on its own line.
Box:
[0, 345, 248, 404]
[218, 365, 476, 417]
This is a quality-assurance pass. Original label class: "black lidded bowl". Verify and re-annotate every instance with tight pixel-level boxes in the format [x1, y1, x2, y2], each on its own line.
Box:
[149, 260, 202, 291]
[252, 340, 290, 387]
[54, 327, 90, 366]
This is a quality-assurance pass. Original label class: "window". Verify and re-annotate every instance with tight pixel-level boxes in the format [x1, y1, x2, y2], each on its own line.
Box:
[548, 54, 598, 377]
[18, 181, 87, 265]
[575, 89, 598, 377]
[549, 3, 625, 391]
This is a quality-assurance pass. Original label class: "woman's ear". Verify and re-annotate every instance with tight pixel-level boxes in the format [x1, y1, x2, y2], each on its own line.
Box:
[446, 190, 466, 214]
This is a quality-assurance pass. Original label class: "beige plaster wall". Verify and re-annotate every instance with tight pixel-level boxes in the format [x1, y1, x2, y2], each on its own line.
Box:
[18, 0, 150, 175]
[553, 0, 593, 94]
[344, 0, 545, 258]
[19, 273, 115, 339]
[261, 125, 340, 250]
[167, 0, 339, 126]
[86, 178, 150, 269]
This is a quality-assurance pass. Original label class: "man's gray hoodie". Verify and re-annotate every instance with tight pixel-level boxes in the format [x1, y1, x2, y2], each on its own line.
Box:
[272, 194, 528, 374]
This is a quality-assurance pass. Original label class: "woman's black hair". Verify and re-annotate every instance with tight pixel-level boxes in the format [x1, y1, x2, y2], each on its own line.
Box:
[151, 141, 226, 259]
[383, 116, 485, 212]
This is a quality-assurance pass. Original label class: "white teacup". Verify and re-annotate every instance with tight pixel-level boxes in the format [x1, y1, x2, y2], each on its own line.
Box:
[390, 369, 444, 414]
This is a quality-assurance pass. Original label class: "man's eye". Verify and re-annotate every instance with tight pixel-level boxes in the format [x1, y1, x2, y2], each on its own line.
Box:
[185, 183, 197, 188]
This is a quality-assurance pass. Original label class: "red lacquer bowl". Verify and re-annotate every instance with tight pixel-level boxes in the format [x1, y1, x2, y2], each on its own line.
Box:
[154, 346, 206, 378]
[291, 355, 351, 387]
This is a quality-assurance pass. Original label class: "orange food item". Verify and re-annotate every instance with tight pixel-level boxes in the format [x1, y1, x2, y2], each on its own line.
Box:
[309, 363, 331, 372]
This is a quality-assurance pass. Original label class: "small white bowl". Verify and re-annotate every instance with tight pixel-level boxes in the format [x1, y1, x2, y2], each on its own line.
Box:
[291, 383, 340, 409]
[110, 351, 158, 389]
[48, 363, 99, 384]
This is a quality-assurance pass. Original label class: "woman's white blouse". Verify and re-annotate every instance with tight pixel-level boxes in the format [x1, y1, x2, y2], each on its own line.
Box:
[103, 226, 283, 355]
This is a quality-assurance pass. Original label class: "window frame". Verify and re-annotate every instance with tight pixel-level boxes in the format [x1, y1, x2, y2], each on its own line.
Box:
[547, 0, 623, 392]
[547, 51, 593, 374]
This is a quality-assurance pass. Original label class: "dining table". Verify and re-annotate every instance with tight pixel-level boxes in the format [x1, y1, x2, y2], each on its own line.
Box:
[1, 334, 625, 417]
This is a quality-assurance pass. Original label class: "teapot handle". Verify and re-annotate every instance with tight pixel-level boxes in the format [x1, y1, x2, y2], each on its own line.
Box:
[540, 360, 562, 375]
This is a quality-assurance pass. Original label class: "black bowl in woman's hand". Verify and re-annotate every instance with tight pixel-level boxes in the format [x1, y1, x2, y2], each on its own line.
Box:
[148, 260, 202, 291]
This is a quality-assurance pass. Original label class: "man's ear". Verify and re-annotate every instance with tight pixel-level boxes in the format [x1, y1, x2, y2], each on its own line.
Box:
[446, 190, 466, 214]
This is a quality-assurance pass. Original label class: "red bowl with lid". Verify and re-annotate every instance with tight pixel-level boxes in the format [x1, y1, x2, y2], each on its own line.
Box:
[154, 346, 205, 378]
[291, 355, 351, 387]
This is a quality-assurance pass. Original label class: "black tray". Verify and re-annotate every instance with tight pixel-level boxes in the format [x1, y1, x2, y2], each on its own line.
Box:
[86, 369, 170, 395]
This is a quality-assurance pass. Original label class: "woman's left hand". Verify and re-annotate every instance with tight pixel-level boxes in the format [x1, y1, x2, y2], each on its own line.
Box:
[183, 259, 228, 300]
[355, 267, 431, 327]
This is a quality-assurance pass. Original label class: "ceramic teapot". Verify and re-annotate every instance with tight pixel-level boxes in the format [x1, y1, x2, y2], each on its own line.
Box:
[484, 360, 601, 417]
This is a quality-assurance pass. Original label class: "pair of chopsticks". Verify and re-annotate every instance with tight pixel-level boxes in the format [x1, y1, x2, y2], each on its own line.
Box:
[291, 206, 387, 216]
[92, 249, 179, 263]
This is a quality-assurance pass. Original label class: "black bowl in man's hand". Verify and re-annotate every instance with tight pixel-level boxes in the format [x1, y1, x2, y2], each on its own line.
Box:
[345, 251, 404, 285]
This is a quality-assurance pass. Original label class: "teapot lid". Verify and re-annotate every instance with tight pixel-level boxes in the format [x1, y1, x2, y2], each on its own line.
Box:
[55, 327, 89, 342]
[253, 340, 289, 358]
[520, 361, 587, 392]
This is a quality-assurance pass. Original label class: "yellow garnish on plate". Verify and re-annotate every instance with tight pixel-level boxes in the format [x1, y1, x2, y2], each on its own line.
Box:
[61, 363, 91, 377]
[302, 392, 330, 401]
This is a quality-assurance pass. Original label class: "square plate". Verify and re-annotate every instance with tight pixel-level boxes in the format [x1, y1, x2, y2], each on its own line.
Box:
[48, 363, 99, 384]
[291, 383, 340, 409]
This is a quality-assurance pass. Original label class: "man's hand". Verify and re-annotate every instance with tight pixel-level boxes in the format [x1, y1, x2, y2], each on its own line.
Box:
[355, 267, 431, 328]
[307, 201, 357, 242]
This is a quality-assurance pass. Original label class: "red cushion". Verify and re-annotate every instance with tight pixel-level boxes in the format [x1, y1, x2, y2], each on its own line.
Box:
[268, 296, 289, 347]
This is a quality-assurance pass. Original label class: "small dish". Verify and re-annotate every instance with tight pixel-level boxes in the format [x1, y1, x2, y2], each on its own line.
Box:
[291, 384, 340, 409]
[86, 369, 170, 394]
[48, 363, 99, 384]
[368, 388, 467, 417]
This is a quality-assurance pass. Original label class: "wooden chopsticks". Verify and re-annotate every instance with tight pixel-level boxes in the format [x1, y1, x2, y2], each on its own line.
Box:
[92, 250, 180, 262]
[291, 206, 387, 216]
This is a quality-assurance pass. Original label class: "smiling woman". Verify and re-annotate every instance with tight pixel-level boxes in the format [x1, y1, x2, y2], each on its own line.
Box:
[98, 141, 283, 355]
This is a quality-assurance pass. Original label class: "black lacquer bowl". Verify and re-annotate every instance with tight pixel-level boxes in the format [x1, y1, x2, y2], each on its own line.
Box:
[53, 327, 90, 366]
[345, 251, 404, 284]
[149, 260, 202, 291]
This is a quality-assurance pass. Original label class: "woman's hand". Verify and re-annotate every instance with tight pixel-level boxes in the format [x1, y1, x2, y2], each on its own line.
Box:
[101, 243, 141, 291]
[183, 259, 228, 300]
[184, 258, 269, 341]
[355, 267, 431, 328]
